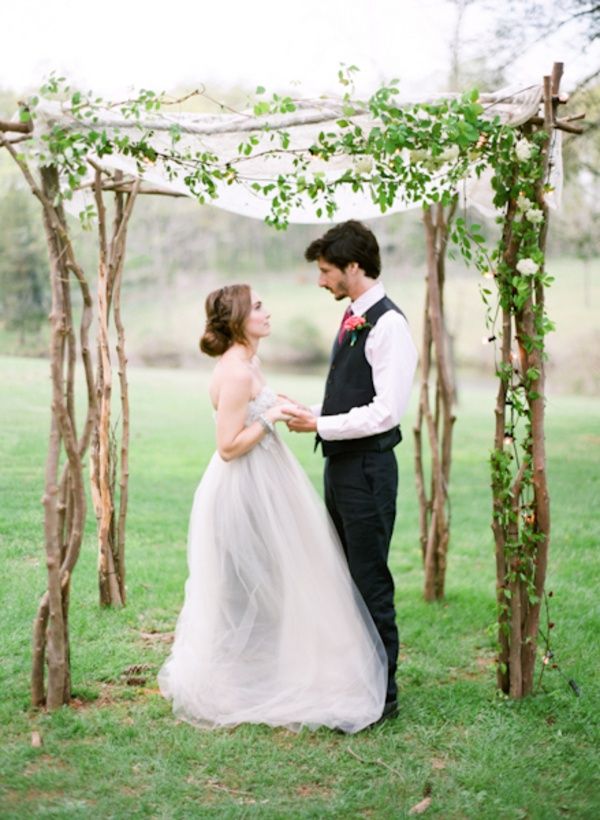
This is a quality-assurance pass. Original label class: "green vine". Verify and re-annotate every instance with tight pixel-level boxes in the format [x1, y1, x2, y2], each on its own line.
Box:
[490, 128, 550, 595]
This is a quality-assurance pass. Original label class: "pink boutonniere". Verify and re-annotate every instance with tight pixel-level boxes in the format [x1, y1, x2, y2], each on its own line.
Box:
[342, 314, 372, 346]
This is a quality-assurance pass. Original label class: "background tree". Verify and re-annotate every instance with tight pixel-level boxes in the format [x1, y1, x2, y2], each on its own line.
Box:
[0, 185, 49, 343]
[485, 0, 599, 86]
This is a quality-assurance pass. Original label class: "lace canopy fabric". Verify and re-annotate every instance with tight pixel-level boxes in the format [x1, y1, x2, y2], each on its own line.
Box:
[21, 83, 562, 223]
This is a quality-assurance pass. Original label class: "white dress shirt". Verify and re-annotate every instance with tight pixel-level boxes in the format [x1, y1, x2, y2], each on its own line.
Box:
[314, 282, 418, 441]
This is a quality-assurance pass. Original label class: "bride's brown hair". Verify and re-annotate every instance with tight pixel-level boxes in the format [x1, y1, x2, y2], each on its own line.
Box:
[200, 284, 252, 357]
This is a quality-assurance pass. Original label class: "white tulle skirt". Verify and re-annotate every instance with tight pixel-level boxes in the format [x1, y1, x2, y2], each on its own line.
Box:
[158, 398, 387, 733]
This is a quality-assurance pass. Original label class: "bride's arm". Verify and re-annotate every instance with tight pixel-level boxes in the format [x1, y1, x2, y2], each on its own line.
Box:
[216, 370, 290, 462]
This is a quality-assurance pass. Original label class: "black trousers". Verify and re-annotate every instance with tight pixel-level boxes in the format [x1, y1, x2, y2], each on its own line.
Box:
[324, 449, 399, 703]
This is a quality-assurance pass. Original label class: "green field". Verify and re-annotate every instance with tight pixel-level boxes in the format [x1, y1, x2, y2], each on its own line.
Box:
[3, 252, 599, 396]
[1, 355, 599, 818]
[93, 254, 600, 396]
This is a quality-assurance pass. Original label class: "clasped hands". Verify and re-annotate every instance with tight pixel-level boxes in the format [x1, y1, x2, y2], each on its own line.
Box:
[275, 395, 318, 433]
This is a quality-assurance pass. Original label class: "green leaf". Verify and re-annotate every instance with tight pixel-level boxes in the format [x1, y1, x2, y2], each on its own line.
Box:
[253, 101, 270, 116]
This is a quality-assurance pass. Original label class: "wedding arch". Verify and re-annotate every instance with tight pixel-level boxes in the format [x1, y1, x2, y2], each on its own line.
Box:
[0, 62, 583, 707]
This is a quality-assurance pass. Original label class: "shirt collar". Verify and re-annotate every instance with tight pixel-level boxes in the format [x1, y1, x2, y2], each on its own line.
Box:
[350, 281, 385, 316]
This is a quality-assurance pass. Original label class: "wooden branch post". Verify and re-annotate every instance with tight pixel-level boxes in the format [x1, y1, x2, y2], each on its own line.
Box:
[90, 170, 139, 607]
[0, 131, 138, 700]
[31, 166, 91, 707]
[493, 63, 567, 697]
[414, 201, 457, 601]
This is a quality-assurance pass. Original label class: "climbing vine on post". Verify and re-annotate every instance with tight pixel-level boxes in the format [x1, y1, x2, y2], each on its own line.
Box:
[484, 71, 562, 697]
[450, 64, 578, 696]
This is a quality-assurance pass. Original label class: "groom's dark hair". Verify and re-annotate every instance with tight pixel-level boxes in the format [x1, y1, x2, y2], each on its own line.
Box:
[304, 220, 381, 279]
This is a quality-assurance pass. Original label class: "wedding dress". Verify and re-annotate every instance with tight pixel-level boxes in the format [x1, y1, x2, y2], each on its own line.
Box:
[158, 386, 386, 733]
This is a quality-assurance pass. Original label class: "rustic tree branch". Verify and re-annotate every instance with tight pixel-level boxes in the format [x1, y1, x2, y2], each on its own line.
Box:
[0, 117, 33, 133]
[415, 202, 457, 601]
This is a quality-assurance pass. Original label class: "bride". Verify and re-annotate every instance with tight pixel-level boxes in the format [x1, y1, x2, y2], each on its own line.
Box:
[158, 283, 386, 733]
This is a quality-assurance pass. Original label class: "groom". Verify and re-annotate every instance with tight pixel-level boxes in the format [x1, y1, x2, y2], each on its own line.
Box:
[287, 220, 417, 722]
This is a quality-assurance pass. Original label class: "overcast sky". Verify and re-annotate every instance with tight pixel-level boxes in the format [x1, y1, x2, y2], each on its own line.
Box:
[1, 0, 597, 101]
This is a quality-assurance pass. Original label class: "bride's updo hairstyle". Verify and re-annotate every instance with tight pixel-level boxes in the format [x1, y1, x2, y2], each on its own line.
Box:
[200, 284, 252, 357]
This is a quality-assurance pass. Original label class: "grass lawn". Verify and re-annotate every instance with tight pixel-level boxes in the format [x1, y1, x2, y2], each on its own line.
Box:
[0, 355, 599, 818]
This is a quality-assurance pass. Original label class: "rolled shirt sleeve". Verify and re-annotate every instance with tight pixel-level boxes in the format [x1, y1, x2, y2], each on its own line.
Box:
[316, 311, 418, 441]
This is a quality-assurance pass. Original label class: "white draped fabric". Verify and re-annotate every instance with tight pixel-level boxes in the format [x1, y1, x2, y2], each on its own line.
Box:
[22, 83, 561, 223]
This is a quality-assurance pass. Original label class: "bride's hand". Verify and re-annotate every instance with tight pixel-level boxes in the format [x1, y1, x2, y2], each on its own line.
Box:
[265, 403, 300, 424]
[276, 393, 311, 413]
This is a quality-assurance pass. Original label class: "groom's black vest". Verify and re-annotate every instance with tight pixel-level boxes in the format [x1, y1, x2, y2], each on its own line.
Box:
[318, 295, 405, 458]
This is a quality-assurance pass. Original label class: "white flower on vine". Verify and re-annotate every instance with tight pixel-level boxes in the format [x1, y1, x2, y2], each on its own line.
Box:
[516, 194, 533, 212]
[515, 139, 532, 162]
[410, 149, 427, 163]
[353, 155, 373, 174]
[442, 144, 460, 163]
[525, 208, 544, 225]
[516, 258, 539, 276]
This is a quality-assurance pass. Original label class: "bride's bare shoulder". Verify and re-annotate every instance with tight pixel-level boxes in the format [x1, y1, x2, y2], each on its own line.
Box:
[209, 357, 253, 408]
[213, 355, 254, 383]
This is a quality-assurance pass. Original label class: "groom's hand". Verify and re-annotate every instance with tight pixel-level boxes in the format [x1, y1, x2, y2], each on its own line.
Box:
[285, 407, 318, 433]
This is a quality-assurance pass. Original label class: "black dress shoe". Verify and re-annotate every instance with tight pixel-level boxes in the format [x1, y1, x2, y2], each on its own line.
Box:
[369, 699, 399, 728]
[332, 701, 399, 734]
